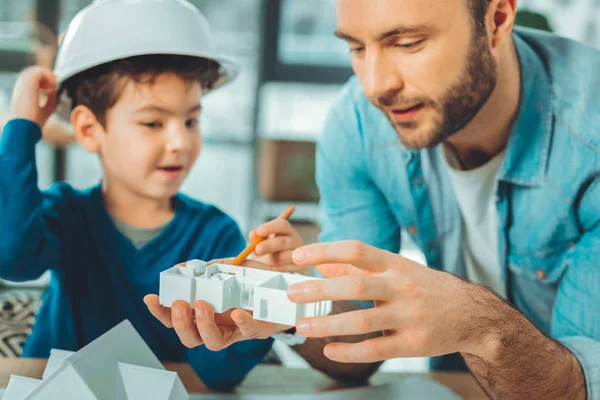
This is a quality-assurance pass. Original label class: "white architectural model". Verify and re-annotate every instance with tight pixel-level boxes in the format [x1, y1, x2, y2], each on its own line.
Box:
[3, 320, 188, 400]
[159, 260, 332, 326]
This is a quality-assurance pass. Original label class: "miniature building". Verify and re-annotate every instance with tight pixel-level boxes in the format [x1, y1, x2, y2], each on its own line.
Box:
[3, 320, 188, 400]
[159, 260, 332, 326]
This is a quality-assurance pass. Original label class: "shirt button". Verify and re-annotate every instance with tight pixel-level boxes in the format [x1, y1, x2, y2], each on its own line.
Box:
[536, 270, 547, 280]
[408, 225, 417, 235]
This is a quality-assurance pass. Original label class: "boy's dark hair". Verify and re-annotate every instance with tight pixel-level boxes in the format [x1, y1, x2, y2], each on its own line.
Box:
[61, 54, 221, 126]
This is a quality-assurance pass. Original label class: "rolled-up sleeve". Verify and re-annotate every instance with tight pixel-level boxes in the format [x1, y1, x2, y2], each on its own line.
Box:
[559, 337, 600, 399]
[552, 177, 600, 399]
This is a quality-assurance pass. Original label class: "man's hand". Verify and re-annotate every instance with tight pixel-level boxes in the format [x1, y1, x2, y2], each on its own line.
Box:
[287, 241, 588, 399]
[10, 66, 58, 128]
[144, 259, 290, 351]
[287, 240, 495, 363]
[248, 218, 304, 272]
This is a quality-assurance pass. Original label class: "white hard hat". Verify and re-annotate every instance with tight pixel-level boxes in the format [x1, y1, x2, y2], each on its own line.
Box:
[54, 0, 238, 119]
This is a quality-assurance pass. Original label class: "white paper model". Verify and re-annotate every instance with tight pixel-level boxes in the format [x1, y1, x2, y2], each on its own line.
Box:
[159, 260, 332, 326]
[3, 320, 188, 400]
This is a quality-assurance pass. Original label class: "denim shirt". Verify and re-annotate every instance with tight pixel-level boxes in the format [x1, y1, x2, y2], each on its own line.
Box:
[317, 27, 600, 398]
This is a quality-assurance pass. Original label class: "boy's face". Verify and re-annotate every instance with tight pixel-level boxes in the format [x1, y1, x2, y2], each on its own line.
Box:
[97, 73, 203, 200]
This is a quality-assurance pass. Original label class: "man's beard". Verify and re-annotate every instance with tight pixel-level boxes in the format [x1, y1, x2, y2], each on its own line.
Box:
[375, 30, 498, 150]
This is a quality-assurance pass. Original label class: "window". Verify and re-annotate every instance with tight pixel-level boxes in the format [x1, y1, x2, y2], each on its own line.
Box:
[259, 298, 268, 319]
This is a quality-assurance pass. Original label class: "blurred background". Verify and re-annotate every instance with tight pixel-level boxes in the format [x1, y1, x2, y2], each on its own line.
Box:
[0, 0, 599, 372]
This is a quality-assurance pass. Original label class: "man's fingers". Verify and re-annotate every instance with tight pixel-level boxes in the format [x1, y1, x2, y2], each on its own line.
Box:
[296, 308, 396, 337]
[316, 263, 370, 278]
[143, 294, 173, 328]
[288, 275, 391, 303]
[194, 301, 239, 351]
[292, 241, 393, 273]
[323, 336, 400, 363]
[171, 300, 203, 348]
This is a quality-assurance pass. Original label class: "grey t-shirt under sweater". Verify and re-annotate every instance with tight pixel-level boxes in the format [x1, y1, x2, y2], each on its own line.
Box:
[111, 216, 170, 249]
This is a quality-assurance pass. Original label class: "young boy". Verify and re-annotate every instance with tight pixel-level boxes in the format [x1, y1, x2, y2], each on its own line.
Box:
[0, 0, 301, 391]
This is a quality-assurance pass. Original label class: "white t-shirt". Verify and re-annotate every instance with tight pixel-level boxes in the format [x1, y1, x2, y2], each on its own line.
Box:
[442, 146, 507, 298]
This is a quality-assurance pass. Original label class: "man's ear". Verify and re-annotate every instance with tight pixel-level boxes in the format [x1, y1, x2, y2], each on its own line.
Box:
[71, 105, 104, 153]
[485, 0, 517, 49]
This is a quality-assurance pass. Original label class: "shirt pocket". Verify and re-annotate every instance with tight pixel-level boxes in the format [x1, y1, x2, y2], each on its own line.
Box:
[507, 243, 575, 332]
[507, 242, 574, 285]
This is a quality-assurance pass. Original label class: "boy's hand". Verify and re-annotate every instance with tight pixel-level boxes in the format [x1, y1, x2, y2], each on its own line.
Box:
[144, 259, 291, 350]
[249, 219, 305, 273]
[10, 66, 58, 128]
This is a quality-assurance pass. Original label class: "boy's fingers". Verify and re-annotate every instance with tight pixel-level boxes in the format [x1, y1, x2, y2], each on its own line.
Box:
[208, 257, 234, 265]
[143, 294, 174, 328]
[25, 66, 57, 92]
[231, 309, 261, 339]
[248, 230, 259, 241]
[240, 259, 273, 270]
[231, 309, 289, 339]
[267, 259, 307, 273]
[255, 219, 294, 238]
[254, 236, 294, 256]
[194, 301, 239, 351]
[41, 91, 58, 114]
[171, 300, 203, 348]
[210, 257, 271, 271]
[38, 76, 57, 93]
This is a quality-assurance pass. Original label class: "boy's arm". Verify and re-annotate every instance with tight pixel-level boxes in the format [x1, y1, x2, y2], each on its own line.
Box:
[0, 67, 65, 281]
[0, 120, 66, 281]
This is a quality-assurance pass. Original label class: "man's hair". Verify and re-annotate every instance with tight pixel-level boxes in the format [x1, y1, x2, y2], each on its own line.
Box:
[61, 54, 221, 126]
[469, 0, 489, 32]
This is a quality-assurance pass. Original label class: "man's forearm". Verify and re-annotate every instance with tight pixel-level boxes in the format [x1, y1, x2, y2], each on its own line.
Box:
[291, 301, 382, 382]
[462, 287, 586, 399]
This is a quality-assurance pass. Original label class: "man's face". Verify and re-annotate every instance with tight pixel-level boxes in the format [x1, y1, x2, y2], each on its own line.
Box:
[98, 73, 203, 200]
[336, 0, 497, 149]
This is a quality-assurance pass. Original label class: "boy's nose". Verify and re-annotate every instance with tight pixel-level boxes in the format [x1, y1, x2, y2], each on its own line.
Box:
[166, 126, 190, 152]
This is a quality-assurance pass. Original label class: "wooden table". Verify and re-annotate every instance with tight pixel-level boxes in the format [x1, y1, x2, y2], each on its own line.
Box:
[0, 358, 487, 399]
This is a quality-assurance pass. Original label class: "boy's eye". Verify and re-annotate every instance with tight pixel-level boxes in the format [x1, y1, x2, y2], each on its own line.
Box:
[186, 119, 199, 128]
[141, 121, 162, 128]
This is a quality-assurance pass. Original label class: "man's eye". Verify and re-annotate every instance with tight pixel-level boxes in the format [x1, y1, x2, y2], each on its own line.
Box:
[395, 39, 425, 49]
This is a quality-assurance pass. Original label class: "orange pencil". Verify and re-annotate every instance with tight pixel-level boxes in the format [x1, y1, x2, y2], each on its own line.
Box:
[231, 205, 296, 266]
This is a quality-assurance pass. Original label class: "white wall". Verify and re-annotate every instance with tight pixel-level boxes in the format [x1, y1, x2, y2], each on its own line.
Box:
[519, 0, 600, 47]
